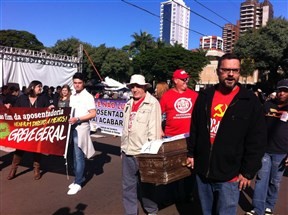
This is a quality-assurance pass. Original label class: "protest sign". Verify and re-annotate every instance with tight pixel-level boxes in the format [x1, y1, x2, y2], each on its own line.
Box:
[0, 107, 71, 156]
[94, 99, 125, 136]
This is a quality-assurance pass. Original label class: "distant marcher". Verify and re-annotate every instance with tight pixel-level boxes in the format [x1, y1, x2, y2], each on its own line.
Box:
[67, 73, 96, 195]
[186, 53, 267, 214]
[47, 86, 55, 106]
[20, 86, 27, 96]
[53, 85, 61, 104]
[253, 88, 266, 104]
[4, 85, 20, 106]
[7, 80, 53, 180]
[0, 85, 9, 104]
[121, 74, 162, 215]
[154, 82, 169, 101]
[58, 84, 71, 108]
[246, 79, 288, 215]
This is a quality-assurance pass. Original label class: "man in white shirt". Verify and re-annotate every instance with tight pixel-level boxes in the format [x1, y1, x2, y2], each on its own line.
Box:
[67, 72, 96, 195]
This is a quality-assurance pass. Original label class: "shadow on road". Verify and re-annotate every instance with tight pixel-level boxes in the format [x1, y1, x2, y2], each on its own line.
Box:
[0, 140, 121, 181]
[52, 203, 87, 215]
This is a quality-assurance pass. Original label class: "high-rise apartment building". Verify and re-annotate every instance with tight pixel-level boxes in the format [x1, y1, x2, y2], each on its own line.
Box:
[239, 0, 273, 34]
[222, 0, 273, 52]
[160, 0, 190, 49]
[222, 22, 240, 53]
[199, 36, 224, 51]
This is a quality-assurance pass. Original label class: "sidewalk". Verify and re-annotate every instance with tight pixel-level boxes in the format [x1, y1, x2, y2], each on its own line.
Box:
[1, 134, 287, 215]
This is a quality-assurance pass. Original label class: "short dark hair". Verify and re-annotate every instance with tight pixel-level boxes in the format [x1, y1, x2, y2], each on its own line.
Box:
[73, 72, 85, 81]
[9, 86, 20, 93]
[217, 53, 241, 69]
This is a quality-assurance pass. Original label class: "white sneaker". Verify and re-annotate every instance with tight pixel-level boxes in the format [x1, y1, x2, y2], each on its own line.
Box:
[264, 208, 274, 215]
[68, 182, 75, 189]
[67, 184, 81, 195]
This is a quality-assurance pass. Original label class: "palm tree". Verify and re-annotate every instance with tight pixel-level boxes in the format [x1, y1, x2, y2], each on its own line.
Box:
[130, 31, 155, 54]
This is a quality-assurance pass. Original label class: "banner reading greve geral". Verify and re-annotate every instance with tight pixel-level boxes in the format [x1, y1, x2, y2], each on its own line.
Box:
[0, 107, 71, 156]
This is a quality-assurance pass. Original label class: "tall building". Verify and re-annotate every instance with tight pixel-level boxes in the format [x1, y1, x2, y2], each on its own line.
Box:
[239, 0, 273, 34]
[160, 0, 190, 49]
[199, 36, 224, 51]
[222, 0, 273, 52]
[222, 22, 240, 53]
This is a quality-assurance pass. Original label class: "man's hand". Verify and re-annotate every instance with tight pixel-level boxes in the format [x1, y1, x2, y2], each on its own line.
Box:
[4, 103, 11, 109]
[285, 156, 288, 166]
[185, 157, 194, 169]
[47, 105, 55, 111]
[237, 174, 251, 191]
[68, 117, 78, 125]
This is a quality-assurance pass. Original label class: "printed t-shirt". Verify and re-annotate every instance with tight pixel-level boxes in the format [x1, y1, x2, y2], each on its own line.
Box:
[210, 86, 239, 182]
[160, 88, 198, 136]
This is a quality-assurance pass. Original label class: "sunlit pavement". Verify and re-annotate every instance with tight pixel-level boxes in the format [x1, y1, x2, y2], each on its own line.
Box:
[1, 134, 287, 215]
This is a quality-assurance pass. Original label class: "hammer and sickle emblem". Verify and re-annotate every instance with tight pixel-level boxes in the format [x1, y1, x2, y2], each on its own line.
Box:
[213, 104, 228, 117]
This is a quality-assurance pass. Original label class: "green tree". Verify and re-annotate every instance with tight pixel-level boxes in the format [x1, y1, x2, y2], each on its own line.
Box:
[130, 31, 155, 55]
[0, 30, 44, 50]
[100, 48, 131, 82]
[50, 37, 82, 56]
[234, 17, 288, 85]
[50, 37, 95, 79]
[132, 46, 209, 86]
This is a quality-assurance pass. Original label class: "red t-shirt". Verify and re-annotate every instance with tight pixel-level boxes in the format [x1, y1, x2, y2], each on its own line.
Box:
[210, 86, 239, 144]
[210, 86, 239, 182]
[160, 88, 198, 136]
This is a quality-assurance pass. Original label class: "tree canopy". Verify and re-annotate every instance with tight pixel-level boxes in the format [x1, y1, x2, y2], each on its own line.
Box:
[132, 46, 209, 85]
[234, 17, 288, 85]
[0, 30, 44, 50]
[0, 29, 209, 87]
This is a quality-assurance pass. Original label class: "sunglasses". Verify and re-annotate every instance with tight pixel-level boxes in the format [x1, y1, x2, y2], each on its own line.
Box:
[179, 78, 189, 82]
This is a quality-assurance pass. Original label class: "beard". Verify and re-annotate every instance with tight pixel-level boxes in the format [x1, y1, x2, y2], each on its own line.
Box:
[219, 77, 238, 93]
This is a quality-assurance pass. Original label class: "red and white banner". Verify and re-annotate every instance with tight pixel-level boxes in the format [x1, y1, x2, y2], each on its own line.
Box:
[0, 107, 71, 156]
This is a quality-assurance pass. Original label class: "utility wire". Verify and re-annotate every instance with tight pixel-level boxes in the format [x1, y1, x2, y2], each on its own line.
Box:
[172, 0, 223, 29]
[121, 0, 206, 36]
[192, 0, 240, 30]
[193, 0, 234, 24]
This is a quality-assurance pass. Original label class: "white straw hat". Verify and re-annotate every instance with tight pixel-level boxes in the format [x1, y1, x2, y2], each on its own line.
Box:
[126, 74, 151, 88]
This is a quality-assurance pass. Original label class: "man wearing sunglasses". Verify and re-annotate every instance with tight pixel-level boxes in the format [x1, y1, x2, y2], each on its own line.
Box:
[159, 69, 198, 203]
[186, 53, 267, 214]
[160, 69, 198, 137]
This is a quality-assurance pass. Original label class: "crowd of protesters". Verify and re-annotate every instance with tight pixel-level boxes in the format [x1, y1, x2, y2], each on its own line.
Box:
[1, 53, 288, 215]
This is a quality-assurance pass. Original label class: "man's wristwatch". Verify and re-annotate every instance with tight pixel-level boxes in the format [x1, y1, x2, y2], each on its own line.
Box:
[77, 117, 81, 124]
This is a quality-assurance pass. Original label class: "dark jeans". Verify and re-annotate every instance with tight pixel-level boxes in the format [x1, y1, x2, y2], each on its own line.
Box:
[121, 152, 158, 215]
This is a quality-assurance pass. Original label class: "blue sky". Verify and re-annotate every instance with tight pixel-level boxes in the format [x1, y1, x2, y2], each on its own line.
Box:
[1, 0, 287, 50]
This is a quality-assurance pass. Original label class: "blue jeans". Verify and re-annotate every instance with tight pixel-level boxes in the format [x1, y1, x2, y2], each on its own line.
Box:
[122, 152, 158, 215]
[252, 153, 286, 215]
[196, 174, 240, 215]
[72, 128, 85, 185]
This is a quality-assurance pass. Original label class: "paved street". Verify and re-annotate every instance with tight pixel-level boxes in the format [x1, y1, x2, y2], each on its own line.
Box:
[1, 134, 287, 215]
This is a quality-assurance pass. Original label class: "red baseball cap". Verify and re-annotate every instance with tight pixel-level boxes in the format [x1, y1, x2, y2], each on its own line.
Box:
[172, 69, 189, 80]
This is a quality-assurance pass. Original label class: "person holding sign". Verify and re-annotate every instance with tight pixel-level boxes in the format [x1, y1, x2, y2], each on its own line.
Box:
[121, 74, 162, 215]
[67, 72, 96, 195]
[7, 80, 53, 180]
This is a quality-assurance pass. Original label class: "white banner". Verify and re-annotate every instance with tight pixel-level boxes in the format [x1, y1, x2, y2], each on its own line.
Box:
[1, 58, 77, 88]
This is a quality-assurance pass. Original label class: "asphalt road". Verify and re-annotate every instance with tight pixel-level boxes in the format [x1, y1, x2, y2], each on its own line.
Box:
[1, 134, 287, 215]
